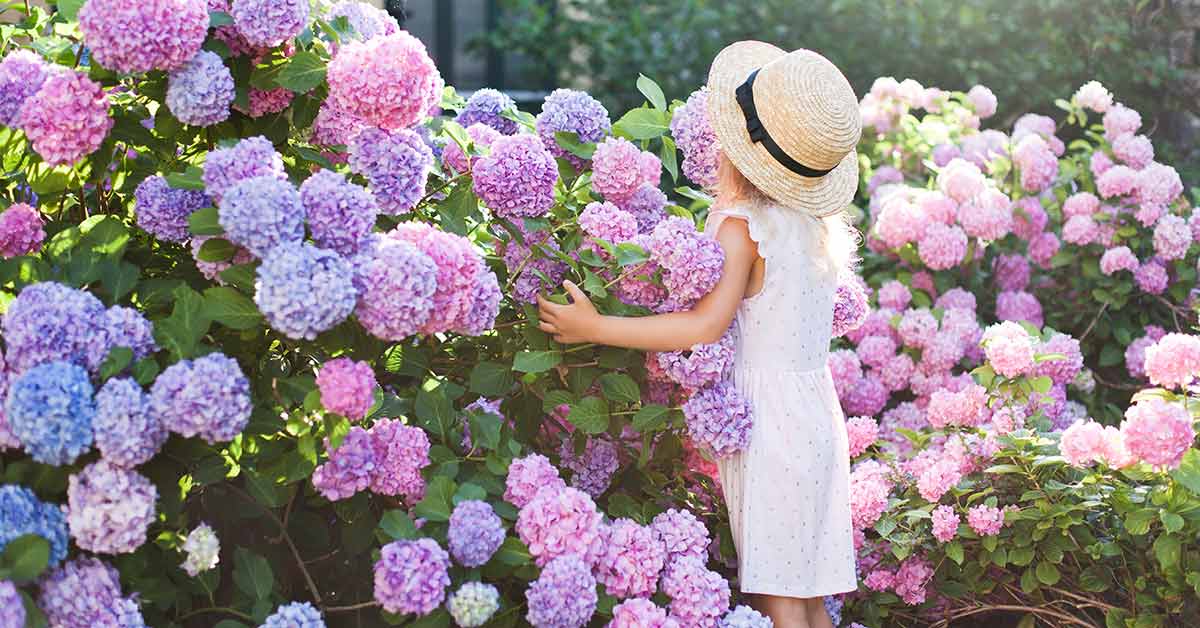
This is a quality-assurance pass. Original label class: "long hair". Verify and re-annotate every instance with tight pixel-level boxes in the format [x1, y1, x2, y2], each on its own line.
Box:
[713, 152, 860, 274]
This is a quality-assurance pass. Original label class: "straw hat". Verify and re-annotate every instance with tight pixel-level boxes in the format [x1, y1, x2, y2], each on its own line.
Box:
[707, 41, 861, 217]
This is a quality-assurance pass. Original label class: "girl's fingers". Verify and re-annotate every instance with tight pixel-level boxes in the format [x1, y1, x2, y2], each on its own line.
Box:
[563, 280, 587, 304]
[538, 321, 558, 334]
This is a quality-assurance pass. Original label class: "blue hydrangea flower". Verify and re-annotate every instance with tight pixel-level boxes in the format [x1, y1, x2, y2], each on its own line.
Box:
[150, 352, 251, 444]
[93, 378, 166, 468]
[203, 135, 286, 203]
[166, 50, 235, 127]
[218, 176, 305, 258]
[823, 596, 843, 627]
[261, 601, 325, 627]
[6, 361, 95, 465]
[2, 282, 106, 374]
[445, 582, 500, 628]
[0, 50, 49, 127]
[447, 500, 504, 568]
[299, 169, 378, 256]
[348, 127, 434, 216]
[255, 241, 357, 340]
[134, 175, 212, 243]
[0, 484, 69, 567]
[456, 88, 519, 135]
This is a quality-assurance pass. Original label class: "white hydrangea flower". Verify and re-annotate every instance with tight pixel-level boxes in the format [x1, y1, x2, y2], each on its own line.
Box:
[180, 523, 220, 576]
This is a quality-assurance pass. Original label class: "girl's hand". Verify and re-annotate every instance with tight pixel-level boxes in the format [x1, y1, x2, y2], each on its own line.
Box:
[536, 281, 599, 344]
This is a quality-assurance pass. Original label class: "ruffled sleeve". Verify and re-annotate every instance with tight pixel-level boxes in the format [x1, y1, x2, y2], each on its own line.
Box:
[705, 204, 820, 263]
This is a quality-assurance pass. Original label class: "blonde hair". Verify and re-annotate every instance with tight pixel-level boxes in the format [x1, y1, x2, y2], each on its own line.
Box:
[714, 152, 860, 274]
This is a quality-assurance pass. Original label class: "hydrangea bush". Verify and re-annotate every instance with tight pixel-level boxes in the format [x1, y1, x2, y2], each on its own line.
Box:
[0, 3, 1196, 628]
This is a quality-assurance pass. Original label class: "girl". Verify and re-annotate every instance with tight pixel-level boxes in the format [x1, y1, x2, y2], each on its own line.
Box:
[539, 42, 861, 628]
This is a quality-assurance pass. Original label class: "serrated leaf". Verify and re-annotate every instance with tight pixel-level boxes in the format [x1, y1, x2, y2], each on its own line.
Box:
[413, 476, 456, 522]
[513, 350, 561, 373]
[197, 238, 235, 262]
[494, 536, 532, 566]
[188, 206, 224, 236]
[567, 396, 610, 434]
[57, 0, 85, 20]
[379, 510, 419, 540]
[1171, 449, 1200, 496]
[599, 373, 640, 403]
[1035, 561, 1060, 585]
[1154, 533, 1180, 569]
[945, 541, 964, 565]
[98, 346, 134, 380]
[233, 549, 274, 601]
[632, 404, 670, 432]
[204, 286, 263, 330]
[467, 410, 503, 452]
[275, 50, 327, 93]
[469, 362, 514, 397]
[542, 390, 574, 414]
[554, 131, 595, 160]
[153, 284, 212, 360]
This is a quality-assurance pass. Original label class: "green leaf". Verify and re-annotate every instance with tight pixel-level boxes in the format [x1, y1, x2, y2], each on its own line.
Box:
[379, 510, 420, 540]
[612, 107, 669, 140]
[197, 238, 235, 262]
[57, 0, 85, 21]
[209, 10, 235, 27]
[1154, 533, 1181, 569]
[1171, 449, 1200, 496]
[632, 404, 670, 432]
[659, 136, 678, 182]
[243, 468, 288, 508]
[599, 373, 640, 403]
[1020, 566, 1039, 593]
[413, 476, 456, 522]
[553, 131, 596, 160]
[494, 536, 532, 566]
[99, 261, 139, 303]
[153, 284, 212, 360]
[438, 184, 479, 236]
[409, 609, 452, 628]
[469, 362, 514, 397]
[98, 346, 134, 380]
[1035, 561, 1061, 585]
[945, 541, 964, 565]
[1125, 508, 1157, 536]
[188, 206, 224, 236]
[542, 390, 575, 413]
[467, 410, 503, 451]
[513, 350, 561, 373]
[219, 263, 258, 292]
[1030, 375, 1053, 394]
[1160, 511, 1185, 533]
[0, 535, 50, 582]
[614, 242, 650, 267]
[636, 74, 667, 110]
[232, 549, 274, 601]
[166, 166, 207, 191]
[204, 286, 264, 330]
[132, 358, 160, 386]
[453, 482, 488, 504]
[275, 50, 327, 93]
[566, 396, 610, 434]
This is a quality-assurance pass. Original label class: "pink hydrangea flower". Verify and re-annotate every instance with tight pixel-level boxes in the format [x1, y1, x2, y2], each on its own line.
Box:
[966, 85, 997, 118]
[1062, 215, 1099, 246]
[505, 453, 566, 508]
[966, 504, 1006, 536]
[856, 335, 897, 369]
[918, 223, 968, 270]
[1100, 246, 1139, 275]
[611, 599, 677, 628]
[472, 133, 558, 220]
[917, 458, 962, 502]
[996, 290, 1043, 327]
[1153, 215, 1192, 261]
[592, 136, 661, 203]
[1143, 333, 1200, 389]
[992, 254, 1030, 291]
[317, 358, 377, 421]
[517, 486, 604, 567]
[990, 406, 1026, 435]
[846, 416, 879, 457]
[580, 200, 638, 244]
[1097, 165, 1137, 199]
[879, 353, 915, 392]
[937, 158, 986, 203]
[863, 569, 895, 591]
[78, 0, 209, 73]
[982, 321, 1035, 377]
[898, 308, 938, 349]
[311, 427, 376, 501]
[1112, 134, 1154, 169]
[893, 556, 934, 605]
[0, 203, 45, 258]
[849, 466, 890, 529]
[593, 518, 666, 598]
[1011, 197, 1048, 241]
[828, 349, 863, 398]
[1060, 419, 1107, 467]
[1103, 104, 1141, 141]
[1102, 425, 1136, 468]
[18, 69, 112, 166]
[930, 505, 959, 543]
[1062, 192, 1099, 218]
[1121, 399, 1195, 469]
[1074, 81, 1113, 113]
[915, 190, 957, 224]
[925, 384, 988, 429]
[327, 32, 443, 131]
[1136, 162, 1183, 208]
[367, 419, 430, 502]
[1091, 151, 1115, 178]
[1134, 260, 1169, 295]
[1012, 134, 1058, 192]
[1035, 333, 1083, 385]
[877, 280, 912, 310]
[957, 188, 1012, 241]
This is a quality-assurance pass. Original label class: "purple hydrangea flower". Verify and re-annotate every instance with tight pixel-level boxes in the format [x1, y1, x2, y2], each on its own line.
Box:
[349, 127, 434, 215]
[682, 382, 752, 458]
[824, 596, 843, 626]
[93, 378, 167, 468]
[593, 518, 666, 599]
[134, 175, 211, 243]
[502, 232, 569, 304]
[0, 351, 14, 452]
[559, 437, 620, 497]
[352, 236, 438, 340]
[66, 460, 157, 554]
[0, 50, 48, 126]
[661, 555, 730, 627]
[230, 0, 309, 48]
[832, 279, 869, 338]
[262, 601, 325, 627]
[657, 330, 735, 390]
[299, 169, 378, 256]
[0, 580, 24, 628]
[374, 538, 451, 616]
[525, 555, 598, 628]
[5, 361, 95, 465]
[78, 0, 208, 73]
[255, 242, 356, 340]
[388, 223, 487, 335]
[670, 87, 719, 189]
[39, 557, 146, 627]
[445, 582, 500, 628]
[218, 176, 306, 258]
[592, 136, 661, 203]
[580, 200, 638, 244]
[96, 306, 159, 367]
[618, 184, 669, 233]
[316, 357, 376, 421]
[458, 268, 502, 336]
[203, 136, 286, 203]
[535, 88, 611, 170]
[1035, 333, 1084, 386]
[311, 426, 376, 501]
[473, 133, 559, 219]
[650, 217, 724, 307]
[0, 484, 69, 567]
[18, 69, 112, 166]
[0, 202, 45, 259]
[149, 352, 252, 444]
[651, 509, 710, 565]
[328, 1, 400, 42]
[448, 500, 505, 567]
[166, 50, 235, 127]
[457, 88, 519, 134]
[367, 419, 431, 502]
[504, 453, 566, 508]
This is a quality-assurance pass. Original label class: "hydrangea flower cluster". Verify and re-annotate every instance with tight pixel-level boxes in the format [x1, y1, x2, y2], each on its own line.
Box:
[350, 236, 438, 337]
[682, 382, 753, 457]
[5, 361, 95, 465]
[456, 88, 519, 134]
[180, 522, 220, 576]
[327, 32, 442, 130]
[833, 277, 870, 337]
[238, 86, 294, 119]
[78, 0, 208, 73]
[535, 88, 611, 169]
[0, 580, 24, 627]
[517, 486, 603, 567]
[39, 557, 146, 627]
[298, 169, 378, 256]
[134, 176, 211, 243]
[447, 500, 505, 567]
[445, 582, 500, 628]
[312, 426, 377, 501]
[0, 202, 45, 258]
[558, 437, 620, 497]
[328, 1, 400, 42]
[218, 176, 306, 258]
[149, 352, 252, 444]
[611, 598, 677, 628]
[230, 0, 309, 47]
[650, 217, 725, 307]
[981, 321, 1035, 378]
[846, 416, 879, 457]
[657, 330, 735, 390]
[720, 606, 773, 628]
[255, 242, 356, 339]
[505, 453, 567, 508]
[501, 231, 571, 304]
[316, 357, 376, 421]
[1142, 333, 1200, 389]
[0, 50, 48, 126]
[619, 184, 670, 233]
[373, 538, 451, 616]
[348, 127, 435, 215]
[366, 419, 430, 500]
[166, 50, 235, 127]
[593, 518, 666, 598]
[66, 460, 157, 554]
[261, 602, 325, 628]
[473, 133, 559, 219]
[525, 555, 598, 628]
[1120, 398, 1195, 469]
[671, 87, 719, 189]
[591, 136, 661, 203]
[93, 378, 167, 468]
[661, 555, 731, 627]
[203, 136, 286, 203]
[930, 504, 960, 542]
[17, 69, 112, 166]
[0, 484, 69, 567]
[651, 508, 710, 564]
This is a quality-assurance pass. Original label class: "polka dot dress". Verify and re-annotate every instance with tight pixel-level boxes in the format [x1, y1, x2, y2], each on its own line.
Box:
[707, 206, 857, 598]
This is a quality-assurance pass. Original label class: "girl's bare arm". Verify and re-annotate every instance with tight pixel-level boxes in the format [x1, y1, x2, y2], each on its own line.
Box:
[536, 218, 757, 352]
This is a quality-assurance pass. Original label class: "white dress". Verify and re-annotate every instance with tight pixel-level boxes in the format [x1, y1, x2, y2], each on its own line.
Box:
[706, 204, 858, 598]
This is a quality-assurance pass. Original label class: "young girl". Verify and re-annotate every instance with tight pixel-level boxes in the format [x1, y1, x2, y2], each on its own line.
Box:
[538, 42, 862, 628]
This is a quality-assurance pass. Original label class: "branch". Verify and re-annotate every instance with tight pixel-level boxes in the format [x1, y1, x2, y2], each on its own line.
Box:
[324, 601, 380, 613]
[226, 484, 323, 606]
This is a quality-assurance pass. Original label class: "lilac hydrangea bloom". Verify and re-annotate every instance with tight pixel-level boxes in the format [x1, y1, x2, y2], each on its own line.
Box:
[0, 50, 48, 126]
[661, 555, 730, 627]
[218, 176, 306, 258]
[166, 50, 235, 126]
[448, 500, 505, 567]
[0, 484, 69, 567]
[832, 279, 870, 338]
[458, 268, 502, 336]
[366, 419, 430, 502]
[473, 133, 559, 219]
[262, 601, 325, 627]
[18, 69, 112, 166]
[351, 236, 438, 340]
[505, 453, 566, 508]
[445, 582, 500, 628]
[657, 330, 735, 390]
[593, 518, 666, 599]
[230, 0, 309, 48]
[580, 200, 638, 244]
[6, 361, 95, 465]
[651, 508, 710, 564]
[0, 202, 45, 258]
[311, 426, 376, 501]
[619, 184, 669, 233]
[134, 175, 211, 243]
[457, 88, 519, 134]
[255, 242, 356, 340]
[93, 378, 167, 468]
[0, 580, 24, 628]
[670, 87, 719, 189]
[0, 352, 15, 452]
[300, 169, 378, 256]
[559, 437, 620, 497]
[328, 1, 399, 42]
[78, 0, 208, 73]
[349, 127, 434, 215]
[316, 357, 376, 421]
[388, 223, 486, 334]
[824, 596, 843, 626]
[721, 605, 772, 627]
[203, 136, 286, 203]
[39, 557, 146, 627]
[66, 460, 157, 554]
[87, 305, 159, 373]
[525, 555, 598, 628]
[650, 217, 724, 307]
[149, 353, 252, 443]
[374, 538, 451, 616]
[502, 232, 570, 304]
[683, 382, 752, 458]
[535, 88, 611, 169]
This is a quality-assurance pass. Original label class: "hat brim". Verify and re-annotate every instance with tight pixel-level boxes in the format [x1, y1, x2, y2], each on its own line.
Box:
[707, 41, 859, 217]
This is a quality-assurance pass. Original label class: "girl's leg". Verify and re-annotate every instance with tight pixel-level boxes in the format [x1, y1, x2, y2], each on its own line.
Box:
[805, 597, 835, 628]
[755, 594, 811, 628]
